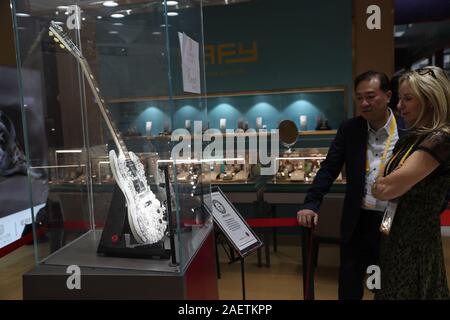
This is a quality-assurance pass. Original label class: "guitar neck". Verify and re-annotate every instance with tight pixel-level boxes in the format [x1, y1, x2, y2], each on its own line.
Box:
[78, 57, 129, 157]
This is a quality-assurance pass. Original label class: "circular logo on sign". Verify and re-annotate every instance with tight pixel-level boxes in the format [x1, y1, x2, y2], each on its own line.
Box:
[212, 200, 226, 214]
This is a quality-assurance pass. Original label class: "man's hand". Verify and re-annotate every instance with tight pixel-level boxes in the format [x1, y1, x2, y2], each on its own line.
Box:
[297, 209, 318, 228]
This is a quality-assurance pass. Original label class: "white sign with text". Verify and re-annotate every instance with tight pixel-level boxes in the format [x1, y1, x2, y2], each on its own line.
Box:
[178, 32, 201, 94]
[210, 191, 258, 252]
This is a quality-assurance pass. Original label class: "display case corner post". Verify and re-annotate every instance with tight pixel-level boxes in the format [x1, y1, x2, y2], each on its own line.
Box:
[162, 163, 178, 266]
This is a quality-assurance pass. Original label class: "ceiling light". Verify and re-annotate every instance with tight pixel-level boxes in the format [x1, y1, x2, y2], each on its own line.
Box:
[163, 1, 179, 6]
[152, 31, 162, 35]
[57, 6, 69, 10]
[111, 13, 124, 18]
[394, 31, 405, 37]
[97, 16, 103, 19]
[113, 22, 123, 26]
[16, 13, 30, 17]
[167, 12, 178, 16]
[103, 1, 118, 7]
[109, 30, 119, 34]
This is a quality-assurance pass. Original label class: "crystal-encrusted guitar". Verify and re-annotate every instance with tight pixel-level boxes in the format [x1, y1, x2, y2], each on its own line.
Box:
[49, 21, 167, 244]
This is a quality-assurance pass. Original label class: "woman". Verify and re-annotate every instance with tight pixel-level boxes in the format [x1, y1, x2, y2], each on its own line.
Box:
[371, 66, 450, 299]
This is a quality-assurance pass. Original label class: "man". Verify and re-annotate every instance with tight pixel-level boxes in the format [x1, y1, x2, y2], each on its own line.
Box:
[297, 71, 403, 300]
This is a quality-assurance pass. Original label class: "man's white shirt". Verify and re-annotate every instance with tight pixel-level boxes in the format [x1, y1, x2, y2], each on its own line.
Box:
[362, 109, 399, 212]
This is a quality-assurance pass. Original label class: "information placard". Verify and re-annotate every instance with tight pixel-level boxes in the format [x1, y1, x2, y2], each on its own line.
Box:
[204, 186, 263, 257]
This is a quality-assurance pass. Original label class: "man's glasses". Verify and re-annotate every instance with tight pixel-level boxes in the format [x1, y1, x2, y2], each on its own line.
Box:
[415, 68, 437, 79]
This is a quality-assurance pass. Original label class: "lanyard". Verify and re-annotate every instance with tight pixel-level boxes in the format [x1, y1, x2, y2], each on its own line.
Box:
[384, 140, 416, 174]
[365, 116, 397, 178]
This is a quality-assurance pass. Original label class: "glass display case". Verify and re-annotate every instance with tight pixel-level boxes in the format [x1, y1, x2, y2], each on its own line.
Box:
[200, 152, 257, 185]
[92, 155, 113, 184]
[11, 0, 214, 284]
[49, 148, 86, 185]
[208, 162, 252, 183]
[272, 147, 346, 184]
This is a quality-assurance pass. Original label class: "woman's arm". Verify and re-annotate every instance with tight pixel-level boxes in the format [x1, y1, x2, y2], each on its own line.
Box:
[372, 150, 440, 201]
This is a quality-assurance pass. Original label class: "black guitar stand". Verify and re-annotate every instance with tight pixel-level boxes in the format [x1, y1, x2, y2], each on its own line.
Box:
[161, 164, 178, 266]
[216, 231, 247, 300]
[97, 185, 172, 260]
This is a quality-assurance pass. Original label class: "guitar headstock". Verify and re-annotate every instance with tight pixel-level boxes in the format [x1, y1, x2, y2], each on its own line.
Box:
[48, 21, 83, 58]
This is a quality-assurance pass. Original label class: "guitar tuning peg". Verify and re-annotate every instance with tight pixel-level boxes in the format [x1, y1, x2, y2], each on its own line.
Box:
[53, 37, 59, 43]
[48, 31, 53, 36]
[59, 44, 65, 49]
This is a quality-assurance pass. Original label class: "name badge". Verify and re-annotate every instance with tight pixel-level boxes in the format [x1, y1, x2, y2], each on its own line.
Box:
[363, 194, 377, 209]
[363, 187, 377, 209]
[380, 200, 398, 235]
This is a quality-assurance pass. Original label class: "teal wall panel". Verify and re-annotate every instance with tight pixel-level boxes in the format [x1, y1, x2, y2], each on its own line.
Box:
[109, 89, 345, 139]
[203, 0, 353, 96]
[100, 0, 353, 142]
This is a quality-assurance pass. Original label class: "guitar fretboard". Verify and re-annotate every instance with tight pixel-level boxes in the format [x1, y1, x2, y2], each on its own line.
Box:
[78, 58, 129, 157]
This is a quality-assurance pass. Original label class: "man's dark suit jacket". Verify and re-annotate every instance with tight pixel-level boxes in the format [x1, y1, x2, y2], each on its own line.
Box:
[301, 115, 405, 243]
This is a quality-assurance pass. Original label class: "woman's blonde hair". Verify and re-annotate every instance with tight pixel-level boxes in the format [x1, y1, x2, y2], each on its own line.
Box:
[399, 66, 450, 133]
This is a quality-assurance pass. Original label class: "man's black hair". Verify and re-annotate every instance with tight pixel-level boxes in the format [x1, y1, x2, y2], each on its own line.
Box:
[354, 70, 391, 92]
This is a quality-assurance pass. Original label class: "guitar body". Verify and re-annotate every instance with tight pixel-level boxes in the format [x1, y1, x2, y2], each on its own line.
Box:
[109, 150, 167, 244]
